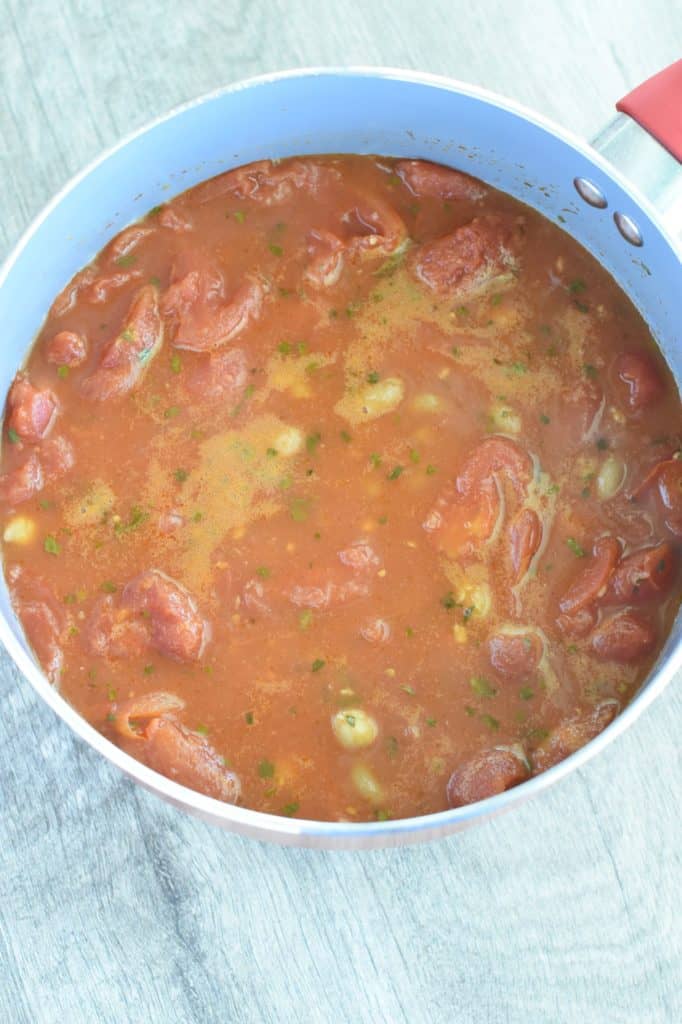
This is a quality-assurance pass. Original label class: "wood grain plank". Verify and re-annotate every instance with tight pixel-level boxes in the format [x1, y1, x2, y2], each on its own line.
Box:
[0, 2, 681, 1022]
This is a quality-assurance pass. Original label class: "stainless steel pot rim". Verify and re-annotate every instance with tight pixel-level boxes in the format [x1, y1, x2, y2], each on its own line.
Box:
[1, 65, 680, 843]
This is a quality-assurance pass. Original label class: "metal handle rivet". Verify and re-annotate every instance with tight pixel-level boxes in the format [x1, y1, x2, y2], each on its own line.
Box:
[613, 211, 644, 247]
[573, 177, 608, 208]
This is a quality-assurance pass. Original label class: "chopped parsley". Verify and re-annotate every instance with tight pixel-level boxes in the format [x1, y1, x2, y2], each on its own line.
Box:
[519, 686, 534, 701]
[44, 535, 60, 556]
[569, 278, 586, 293]
[401, 684, 416, 696]
[583, 364, 598, 379]
[233, 210, 246, 224]
[143, 664, 155, 675]
[470, 676, 497, 698]
[480, 713, 500, 731]
[566, 537, 586, 557]
[366, 371, 380, 384]
[114, 253, 137, 268]
[409, 448, 420, 464]
[281, 801, 299, 816]
[387, 465, 404, 480]
[255, 566, 271, 579]
[425, 464, 438, 476]
[339, 430, 352, 443]
[311, 658, 326, 672]
[440, 591, 457, 610]
[100, 581, 117, 594]
[596, 437, 609, 451]
[269, 243, 283, 257]
[164, 405, 181, 419]
[540, 413, 550, 425]
[57, 365, 69, 379]
[170, 353, 182, 374]
[174, 468, 188, 482]
[258, 759, 275, 779]
[299, 609, 313, 630]
[306, 432, 322, 455]
[425, 717, 437, 727]
[369, 452, 382, 468]
[290, 497, 311, 522]
[245, 711, 254, 725]
[7, 428, 19, 444]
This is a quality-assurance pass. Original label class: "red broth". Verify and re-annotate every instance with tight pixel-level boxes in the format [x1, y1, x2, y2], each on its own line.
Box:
[1, 155, 680, 822]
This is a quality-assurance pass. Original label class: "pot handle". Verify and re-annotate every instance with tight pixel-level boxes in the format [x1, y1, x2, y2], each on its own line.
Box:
[591, 60, 682, 234]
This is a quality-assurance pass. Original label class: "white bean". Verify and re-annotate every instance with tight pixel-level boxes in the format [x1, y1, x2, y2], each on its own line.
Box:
[331, 708, 378, 750]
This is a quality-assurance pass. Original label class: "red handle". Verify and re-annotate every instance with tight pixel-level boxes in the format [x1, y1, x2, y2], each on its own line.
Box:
[616, 59, 682, 163]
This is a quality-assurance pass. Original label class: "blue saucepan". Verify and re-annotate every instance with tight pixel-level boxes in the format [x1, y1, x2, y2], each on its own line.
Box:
[0, 67, 680, 847]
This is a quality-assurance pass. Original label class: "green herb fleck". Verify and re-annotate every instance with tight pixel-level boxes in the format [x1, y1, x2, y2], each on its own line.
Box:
[255, 566, 271, 579]
[596, 437, 609, 451]
[266, 447, 278, 458]
[306, 432, 321, 455]
[540, 413, 550, 425]
[173, 468, 188, 483]
[100, 580, 117, 594]
[311, 658, 326, 673]
[115, 253, 137, 268]
[401, 684, 416, 696]
[366, 371, 380, 384]
[440, 591, 457, 610]
[470, 676, 497, 698]
[387, 465, 404, 480]
[44, 535, 60, 556]
[143, 664, 155, 675]
[245, 711, 254, 725]
[233, 210, 246, 224]
[269, 243, 283, 257]
[425, 717, 437, 727]
[57, 365, 69, 379]
[519, 686, 534, 701]
[290, 497, 311, 523]
[299, 609, 313, 630]
[164, 405, 181, 419]
[258, 759, 275, 779]
[375, 809, 392, 821]
[426, 464, 438, 476]
[583, 364, 598, 379]
[566, 537, 585, 557]
[340, 430, 352, 443]
[170, 353, 182, 374]
[281, 801, 299, 817]
[369, 452, 382, 468]
[7, 428, 20, 444]
[386, 736, 399, 759]
[569, 278, 586, 293]
[480, 713, 500, 731]
[409, 448, 420, 465]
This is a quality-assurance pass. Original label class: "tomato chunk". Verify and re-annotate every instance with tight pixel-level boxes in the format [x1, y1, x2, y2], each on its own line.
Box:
[591, 612, 656, 662]
[122, 570, 209, 663]
[7, 375, 58, 443]
[489, 632, 542, 680]
[113, 691, 186, 740]
[144, 716, 241, 803]
[81, 285, 163, 400]
[605, 542, 677, 605]
[614, 351, 664, 412]
[558, 535, 620, 615]
[9, 569, 67, 684]
[509, 508, 542, 583]
[189, 158, 339, 206]
[83, 270, 144, 304]
[457, 436, 533, 499]
[162, 260, 267, 352]
[531, 701, 620, 772]
[395, 159, 487, 201]
[410, 214, 524, 298]
[86, 596, 150, 659]
[304, 229, 345, 289]
[0, 436, 74, 507]
[447, 747, 529, 808]
[45, 330, 88, 367]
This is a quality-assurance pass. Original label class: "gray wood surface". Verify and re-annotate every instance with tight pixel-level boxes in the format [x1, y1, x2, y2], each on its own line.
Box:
[1, 2, 680, 1022]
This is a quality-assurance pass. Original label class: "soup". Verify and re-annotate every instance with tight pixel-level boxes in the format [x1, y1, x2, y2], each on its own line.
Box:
[1, 155, 680, 822]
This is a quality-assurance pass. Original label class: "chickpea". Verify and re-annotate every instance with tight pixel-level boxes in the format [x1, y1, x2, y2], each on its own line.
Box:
[351, 762, 384, 804]
[331, 708, 378, 750]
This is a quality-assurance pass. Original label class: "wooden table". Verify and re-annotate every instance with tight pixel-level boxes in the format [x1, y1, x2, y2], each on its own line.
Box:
[1, 3, 680, 1021]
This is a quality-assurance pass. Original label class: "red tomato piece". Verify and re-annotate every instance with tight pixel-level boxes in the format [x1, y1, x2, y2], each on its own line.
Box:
[304, 229, 345, 289]
[458, 436, 533, 499]
[81, 285, 163, 400]
[144, 716, 241, 803]
[343, 194, 407, 261]
[83, 270, 144, 304]
[409, 214, 524, 298]
[614, 351, 664, 412]
[45, 330, 88, 367]
[113, 691, 186, 740]
[509, 508, 542, 583]
[0, 435, 74, 507]
[605, 542, 677, 605]
[103, 224, 154, 263]
[86, 596, 150, 660]
[9, 569, 67, 684]
[591, 612, 656, 662]
[189, 158, 340, 206]
[558, 535, 621, 615]
[488, 633, 542, 680]
[122, 570, 209, 663]
[7, 374, 58, 443]
[531, 700, 620, 772]
[447, 747, 529, 808]
[556, 606, 597, 638]
[158, 206, 194, 232]
[395, 159, 487, 201]
[49, 266, 98, 318]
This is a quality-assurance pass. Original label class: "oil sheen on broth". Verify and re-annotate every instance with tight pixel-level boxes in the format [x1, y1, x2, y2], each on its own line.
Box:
[1, 155, 680, 822]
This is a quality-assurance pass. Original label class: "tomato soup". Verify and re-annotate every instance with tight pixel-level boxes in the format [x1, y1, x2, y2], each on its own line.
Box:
[1, 155, 680, 821]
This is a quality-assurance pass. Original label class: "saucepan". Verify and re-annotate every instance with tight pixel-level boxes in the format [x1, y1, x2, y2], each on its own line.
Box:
[0, 65, 680, 848]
